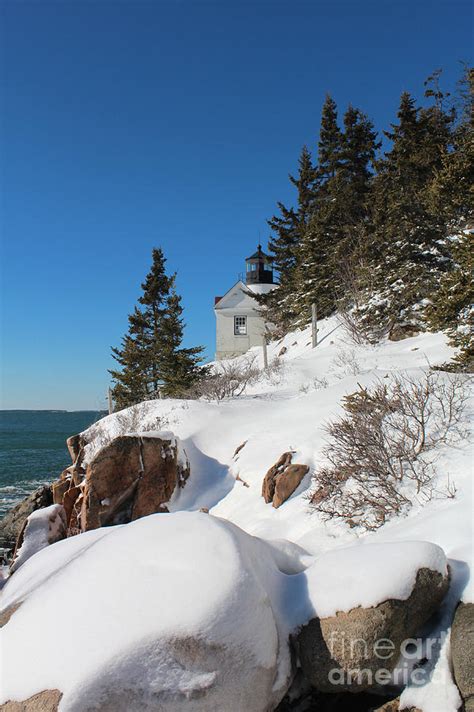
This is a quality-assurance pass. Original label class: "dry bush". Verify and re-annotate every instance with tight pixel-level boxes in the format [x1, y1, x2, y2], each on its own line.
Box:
[332, 348, 362, 377]
[115, 402, 153, 433]
[186, 355, 261, 401]
[265, 357, 284, 385]
[312, 375, 329, 390]
[309, 371, 469, 530]
[300, 376, 329, 394]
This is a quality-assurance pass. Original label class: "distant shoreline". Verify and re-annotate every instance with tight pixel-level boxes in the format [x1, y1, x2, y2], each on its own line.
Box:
[0, 409, 107, 414]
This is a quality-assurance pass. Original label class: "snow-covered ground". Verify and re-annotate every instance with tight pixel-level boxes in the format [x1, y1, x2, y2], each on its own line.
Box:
[82, 317, 473, 586]
[1, 318, 472, 711]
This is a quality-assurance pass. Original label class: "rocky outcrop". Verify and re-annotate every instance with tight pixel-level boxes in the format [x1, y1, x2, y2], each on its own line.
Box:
[263, 452, 293, 503]
[0, 690, 62, 711]
[11, 504, 67, 573]
[262, 452, 309, 508]
[0, 485, 53, 552]
[273, 465, 310, 508]
[297, 567, 450, 693]
[451, 602, 474, 711]
[66, 433, 87, 464]
[52, 434, 190, 534]
[2, 432, 190, 568]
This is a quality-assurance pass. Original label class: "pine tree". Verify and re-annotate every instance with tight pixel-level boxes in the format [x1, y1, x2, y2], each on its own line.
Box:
[425, 66, 474, 369]
[110, 248, 205, 408]
[425, 230, 473, 370]
[155, 285, 206, 397]
[256, 145, 317, 331]
[296, 99, 378, 320]
[359, 89, 454, 334]
[293, 96, 344, 320]
[339, 106, 379, 224]
[318, 94, 344, 181]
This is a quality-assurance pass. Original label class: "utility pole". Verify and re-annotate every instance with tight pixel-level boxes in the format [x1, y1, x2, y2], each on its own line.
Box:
[107, 387, 114, 415]
[311, 303, 318, 348]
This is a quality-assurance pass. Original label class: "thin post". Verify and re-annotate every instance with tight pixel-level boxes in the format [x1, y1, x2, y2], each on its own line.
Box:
[312, 303, 318, 348]
[108, 387, 114, 415]
[262, 336, 268, 371]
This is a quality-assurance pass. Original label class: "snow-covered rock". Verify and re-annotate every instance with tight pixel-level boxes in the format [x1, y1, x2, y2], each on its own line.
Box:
[0, 484, 53, 551]
[0, 512, 297, 711]
[10, 504, 67, 573]
[450, 603, 474, 711]
[297, 541, 450, 692]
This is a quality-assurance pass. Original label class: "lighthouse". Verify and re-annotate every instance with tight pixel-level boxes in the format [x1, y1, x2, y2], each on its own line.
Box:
[214, 246, 276, 360]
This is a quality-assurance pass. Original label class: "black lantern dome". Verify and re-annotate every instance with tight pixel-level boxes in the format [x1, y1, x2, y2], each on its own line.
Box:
[245, 245, 274, 285]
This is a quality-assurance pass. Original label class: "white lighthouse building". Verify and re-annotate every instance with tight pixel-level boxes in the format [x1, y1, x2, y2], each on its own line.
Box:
[214, 246, 276, 360]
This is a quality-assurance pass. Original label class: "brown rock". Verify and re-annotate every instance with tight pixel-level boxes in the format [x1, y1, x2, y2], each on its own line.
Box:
[79, 434, 189, 532]
[451, 602, 474, 710]
[131, 437, 181, 519]
[262, 452, 293, 503]
[262, 453, 309, 507]
[297, 568, 449, 693]
[52, 477, 71, 505]
[62, 485, 82, 526]
[66, 433, 83, 463]
[67, 490, 84, 536]
[273, 464, 309, 509]
[0, 690, 62, 711]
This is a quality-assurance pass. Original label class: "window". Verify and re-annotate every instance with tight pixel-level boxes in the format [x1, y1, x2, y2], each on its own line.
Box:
[234, 315, 247, 335]
[246, 263, 257, 272]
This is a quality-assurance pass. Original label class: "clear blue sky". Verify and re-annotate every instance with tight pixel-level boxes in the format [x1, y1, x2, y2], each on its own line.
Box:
[0, 0, 471, 410]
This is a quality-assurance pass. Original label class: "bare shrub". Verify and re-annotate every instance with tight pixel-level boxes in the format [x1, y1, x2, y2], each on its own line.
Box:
[300, 376, 329, 394]
[309, 371, 469, 531]
[312, 376, 329, 390]
[265, 357, 284, 385]
[115, 402, 152, 433]
[186, 355, 261, 401]
[332, 348, 362, 377]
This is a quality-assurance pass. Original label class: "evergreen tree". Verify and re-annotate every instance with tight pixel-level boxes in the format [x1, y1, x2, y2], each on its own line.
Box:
[318, 94, 344, 181]
[425, 66, 474, 369]
[425, 230, 473, 370]
[427, 66, 473, 222]
[359, 89, 454, 333]
[110, 248, 205, 408]
[293, 96, 344, 320]
[296, 99, 378, 320]
[256, 145, 317, 331]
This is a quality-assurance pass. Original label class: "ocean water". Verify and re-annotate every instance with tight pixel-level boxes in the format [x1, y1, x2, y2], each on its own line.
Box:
[0, 410, 106, 519]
